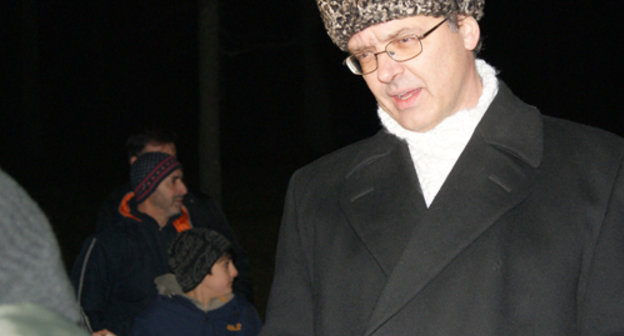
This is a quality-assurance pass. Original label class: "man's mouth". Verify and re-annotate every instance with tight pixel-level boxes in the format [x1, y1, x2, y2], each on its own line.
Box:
[397, 91, 416, 100]
[392, 88, 422, 107]
[393, 88, 421, 104]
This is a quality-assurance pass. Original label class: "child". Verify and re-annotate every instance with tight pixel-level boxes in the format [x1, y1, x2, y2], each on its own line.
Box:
[130, 228, 261, 336]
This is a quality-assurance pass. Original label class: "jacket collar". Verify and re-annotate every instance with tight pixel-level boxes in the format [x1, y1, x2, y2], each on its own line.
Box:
[117, 191, 192, 232]
[154, 273, 234, 312]
[477, 81, 543, 168]
[339, 132, 428, 276]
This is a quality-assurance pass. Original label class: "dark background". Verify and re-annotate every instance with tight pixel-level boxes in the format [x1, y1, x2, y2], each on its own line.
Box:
[2, 1, 622, 317]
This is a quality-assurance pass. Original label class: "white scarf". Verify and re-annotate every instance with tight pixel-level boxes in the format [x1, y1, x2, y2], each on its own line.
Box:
[378, 59, 499, 207]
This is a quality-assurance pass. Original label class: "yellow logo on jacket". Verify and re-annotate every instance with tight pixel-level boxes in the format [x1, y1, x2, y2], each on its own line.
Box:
[226, 323, 242, 331]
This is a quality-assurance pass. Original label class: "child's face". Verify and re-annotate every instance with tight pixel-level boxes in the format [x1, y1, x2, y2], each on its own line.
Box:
[198, 256, 238, 298]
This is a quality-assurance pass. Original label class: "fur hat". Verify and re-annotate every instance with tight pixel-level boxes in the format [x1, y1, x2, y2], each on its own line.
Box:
[316, 0, 485, 51]
[130, 152, 181, 203]
[168, 228, 232, 292]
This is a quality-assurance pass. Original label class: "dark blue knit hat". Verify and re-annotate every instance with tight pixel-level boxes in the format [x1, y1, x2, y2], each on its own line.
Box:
[130, 152, 181, 203]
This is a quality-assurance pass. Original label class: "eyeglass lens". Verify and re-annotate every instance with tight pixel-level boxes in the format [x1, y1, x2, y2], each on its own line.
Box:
[345, 17, 448, 75]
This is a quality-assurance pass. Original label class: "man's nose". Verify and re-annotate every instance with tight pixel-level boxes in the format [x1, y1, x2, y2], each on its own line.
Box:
[179, 181, 188, 195]
[376, 52, 403, 83]
[230, 263, 239, 278]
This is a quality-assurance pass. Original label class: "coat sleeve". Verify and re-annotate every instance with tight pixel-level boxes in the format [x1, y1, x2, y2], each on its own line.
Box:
[70, 235, 116, 333]
[579, 158, 624, 335]
[260, 172, 315, 336]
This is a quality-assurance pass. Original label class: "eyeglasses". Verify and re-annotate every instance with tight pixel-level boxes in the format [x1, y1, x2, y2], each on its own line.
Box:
[343, 17, 449, 75]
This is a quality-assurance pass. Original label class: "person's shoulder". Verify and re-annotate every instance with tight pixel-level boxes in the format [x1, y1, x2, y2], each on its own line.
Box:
[543, 116, 624, 159]
[292, 130, 399, 182]
[545, 115, 623, 141]
[540, 116, 624, 187]
[231, 294, 257, 310]
[97, 216, 133, 235]
[137, 295, 198, 320]
[92, 215, 143, 249]
[207, 295, 254, 316]
[143, 294, 181, 311]
[229, 295, 262, 333]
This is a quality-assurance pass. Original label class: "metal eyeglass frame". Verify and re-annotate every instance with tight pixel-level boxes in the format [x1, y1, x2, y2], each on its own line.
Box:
[343, 17, 449, 75]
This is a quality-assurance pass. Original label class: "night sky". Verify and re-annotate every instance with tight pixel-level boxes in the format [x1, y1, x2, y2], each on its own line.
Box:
[3, 1, 623, 315]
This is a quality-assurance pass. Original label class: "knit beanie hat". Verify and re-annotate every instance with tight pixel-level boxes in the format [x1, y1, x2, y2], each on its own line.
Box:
[316, 0, 485, 51]
[168, 228, 232, 292]
[0, 169, 81, 323]
[130, 152, 181, 203]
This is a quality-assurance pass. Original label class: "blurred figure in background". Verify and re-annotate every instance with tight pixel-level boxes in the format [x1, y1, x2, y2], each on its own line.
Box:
[72, 153, 189, 335]
[95, 129, 252, 302]
[0, 168, 88, 335]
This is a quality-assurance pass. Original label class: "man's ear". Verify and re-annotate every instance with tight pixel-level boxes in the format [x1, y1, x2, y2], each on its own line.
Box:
[458, 16, 480, 51]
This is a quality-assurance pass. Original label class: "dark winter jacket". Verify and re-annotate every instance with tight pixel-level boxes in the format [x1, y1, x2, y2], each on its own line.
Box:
[130, 294, 261, 336]
[71, 194, 191, 335]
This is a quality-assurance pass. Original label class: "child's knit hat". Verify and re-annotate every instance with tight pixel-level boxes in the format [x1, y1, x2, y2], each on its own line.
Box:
[168, 228, 232, 292]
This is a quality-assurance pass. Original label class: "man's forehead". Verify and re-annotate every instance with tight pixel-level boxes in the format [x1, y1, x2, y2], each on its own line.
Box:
[167, 168, 184, 178]
[347, 15, 439, 52]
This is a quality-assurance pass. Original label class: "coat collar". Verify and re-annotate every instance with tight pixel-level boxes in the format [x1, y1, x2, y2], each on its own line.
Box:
[477, 81, 543, 168]
[118, 191, 192, 232]
[340, 82, 544, 335]
[339, 132, 428, 276]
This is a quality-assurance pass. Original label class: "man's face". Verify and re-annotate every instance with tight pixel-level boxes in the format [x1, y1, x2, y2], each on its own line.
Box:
[347, 15, 482, 132]
[145, 169, 188, 219]
[196, 256, 238, 298]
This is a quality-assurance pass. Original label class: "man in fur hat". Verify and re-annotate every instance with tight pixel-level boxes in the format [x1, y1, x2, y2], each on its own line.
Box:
[261, 0, 624, 335]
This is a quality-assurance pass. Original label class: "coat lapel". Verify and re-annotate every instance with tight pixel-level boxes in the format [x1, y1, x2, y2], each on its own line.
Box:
[364, 83, 544, 335]
[339, 132, 428, 277]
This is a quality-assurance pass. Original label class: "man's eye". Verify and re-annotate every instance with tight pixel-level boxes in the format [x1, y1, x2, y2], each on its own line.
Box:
[398, 36, 417, 44]
[357, 51, 373, 61]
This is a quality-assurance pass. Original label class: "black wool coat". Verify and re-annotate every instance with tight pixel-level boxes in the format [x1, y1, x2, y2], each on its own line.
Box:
[261, 83, 624, 336]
